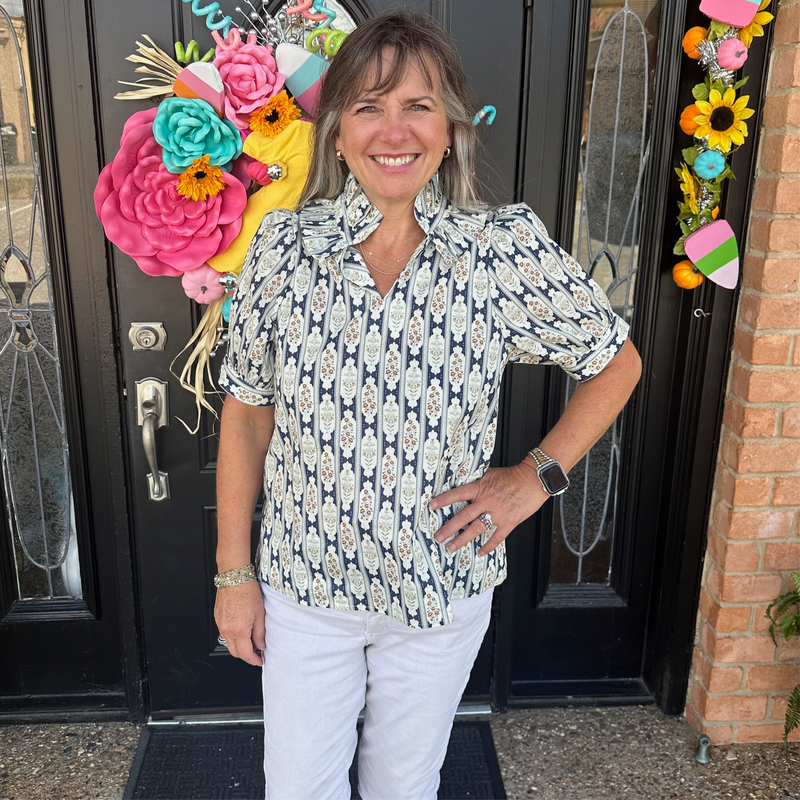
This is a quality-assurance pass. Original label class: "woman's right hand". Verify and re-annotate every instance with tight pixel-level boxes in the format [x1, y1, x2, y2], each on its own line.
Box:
[214, 580, 266, 666]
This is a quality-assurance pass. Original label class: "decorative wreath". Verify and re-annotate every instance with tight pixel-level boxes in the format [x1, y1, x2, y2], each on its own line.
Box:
[94, 2, 350, 430]
[672, 0, 774, 290]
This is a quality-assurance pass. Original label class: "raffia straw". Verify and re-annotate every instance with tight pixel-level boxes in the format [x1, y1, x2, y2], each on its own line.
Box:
[114, 35, 182, 101]
[170, 297, 225, 434]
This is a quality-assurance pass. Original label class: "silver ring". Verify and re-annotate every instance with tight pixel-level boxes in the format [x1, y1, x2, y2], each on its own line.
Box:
[217, 636, 227, 646]
[479, 512, 494, 530]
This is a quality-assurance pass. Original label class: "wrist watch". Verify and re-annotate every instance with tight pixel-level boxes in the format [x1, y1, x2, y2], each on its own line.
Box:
[528, 447, 570, 496]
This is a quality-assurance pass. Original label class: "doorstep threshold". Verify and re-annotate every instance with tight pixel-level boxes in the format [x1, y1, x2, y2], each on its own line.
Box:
[147, 703, 493, 727]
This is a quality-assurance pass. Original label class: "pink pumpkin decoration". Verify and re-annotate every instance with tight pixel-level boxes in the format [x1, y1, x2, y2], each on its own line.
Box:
[717, 38, 749, 70]
[247, 161, 273, 186]
[181, 264, 227, 303]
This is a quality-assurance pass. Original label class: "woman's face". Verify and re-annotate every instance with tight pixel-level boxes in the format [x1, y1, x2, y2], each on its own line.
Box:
[334, 54, 452, 215]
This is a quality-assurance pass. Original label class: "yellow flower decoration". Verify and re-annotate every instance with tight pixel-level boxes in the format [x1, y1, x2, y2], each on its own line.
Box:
[693, 87, 754, 153]
[249, 90, 302, 137]
[176, 154, 226, 202]
[737, 0, 774, 47]
[675, 163, 698, 213]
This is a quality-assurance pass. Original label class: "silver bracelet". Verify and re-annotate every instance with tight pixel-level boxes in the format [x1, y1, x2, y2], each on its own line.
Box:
[213, 563, 256, 588]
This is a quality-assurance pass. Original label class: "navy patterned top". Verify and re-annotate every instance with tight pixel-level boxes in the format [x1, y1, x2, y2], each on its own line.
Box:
[219, 174, 629, 628]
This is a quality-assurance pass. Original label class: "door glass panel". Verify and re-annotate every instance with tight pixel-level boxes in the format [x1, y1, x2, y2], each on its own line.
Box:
[550, 0, 659, 586]
[0, 3, 82, 600]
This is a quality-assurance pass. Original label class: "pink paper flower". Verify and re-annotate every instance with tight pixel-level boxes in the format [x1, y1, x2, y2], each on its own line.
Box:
[94, 107, 247, 277]
[214, 43, 286, 130]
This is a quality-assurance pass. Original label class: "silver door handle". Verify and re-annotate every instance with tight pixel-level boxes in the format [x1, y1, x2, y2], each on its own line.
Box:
[136, 379, 170, 501]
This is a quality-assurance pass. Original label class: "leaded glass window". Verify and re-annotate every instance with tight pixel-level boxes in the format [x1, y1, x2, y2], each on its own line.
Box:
[550, 0, 659, 585]
[0, 2, 82, 600]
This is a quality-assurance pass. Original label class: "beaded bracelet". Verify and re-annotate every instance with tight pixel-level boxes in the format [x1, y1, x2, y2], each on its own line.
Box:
[213, 563, 256, 588]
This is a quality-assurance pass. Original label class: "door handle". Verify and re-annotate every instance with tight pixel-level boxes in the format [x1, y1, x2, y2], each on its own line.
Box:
[136, 378, 170, 501]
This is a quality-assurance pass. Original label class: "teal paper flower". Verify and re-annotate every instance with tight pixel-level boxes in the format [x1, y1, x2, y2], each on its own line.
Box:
[153, 97, 242, 174]
[694, 149, 726, 180]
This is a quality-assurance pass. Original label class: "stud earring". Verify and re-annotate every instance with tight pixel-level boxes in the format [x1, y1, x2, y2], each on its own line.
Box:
[336, 149, 345, 161]
[443, 146, 452, 159]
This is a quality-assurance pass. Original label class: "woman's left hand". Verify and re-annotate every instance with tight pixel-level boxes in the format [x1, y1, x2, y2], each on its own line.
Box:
[430, 462, 549, 556]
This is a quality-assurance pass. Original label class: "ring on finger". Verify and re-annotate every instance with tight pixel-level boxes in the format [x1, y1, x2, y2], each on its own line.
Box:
[217, 636, 227, 647]
[478, 511, 497, 533]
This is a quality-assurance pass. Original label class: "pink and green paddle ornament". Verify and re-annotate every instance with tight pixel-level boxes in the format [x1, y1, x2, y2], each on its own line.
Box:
[684, 219, 739, 289]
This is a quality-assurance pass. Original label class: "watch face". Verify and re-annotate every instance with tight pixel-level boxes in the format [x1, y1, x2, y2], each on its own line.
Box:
[539, 462, 570, 495]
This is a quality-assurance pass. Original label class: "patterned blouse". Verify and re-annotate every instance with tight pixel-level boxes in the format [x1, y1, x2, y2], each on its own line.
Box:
[219, 175, 629, 628]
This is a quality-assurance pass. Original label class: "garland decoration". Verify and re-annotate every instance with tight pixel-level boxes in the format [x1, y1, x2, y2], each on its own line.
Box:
[672, 0, 774, 290]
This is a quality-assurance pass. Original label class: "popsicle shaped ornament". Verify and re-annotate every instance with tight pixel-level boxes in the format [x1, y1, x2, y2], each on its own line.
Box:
[699, 0, 761, 29]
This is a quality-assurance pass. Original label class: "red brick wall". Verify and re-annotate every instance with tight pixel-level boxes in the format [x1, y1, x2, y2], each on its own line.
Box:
[685, 0, 800, 745]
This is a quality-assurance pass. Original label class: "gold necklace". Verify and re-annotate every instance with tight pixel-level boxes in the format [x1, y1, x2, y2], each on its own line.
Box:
[357, 244, 405, 276]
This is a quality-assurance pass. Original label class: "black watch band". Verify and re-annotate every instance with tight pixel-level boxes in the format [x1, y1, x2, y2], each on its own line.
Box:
[529, 447, 570, 496]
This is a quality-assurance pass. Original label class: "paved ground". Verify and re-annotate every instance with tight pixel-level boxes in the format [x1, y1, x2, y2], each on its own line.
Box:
[1, 705, 798, 800]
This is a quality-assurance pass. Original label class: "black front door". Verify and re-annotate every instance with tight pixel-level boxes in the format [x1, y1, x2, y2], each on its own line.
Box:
[87, 0, 710, 718]
[90, 0, 530, 716]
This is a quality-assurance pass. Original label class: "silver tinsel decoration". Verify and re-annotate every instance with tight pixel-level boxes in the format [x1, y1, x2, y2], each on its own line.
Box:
[231, 1, 356, 55]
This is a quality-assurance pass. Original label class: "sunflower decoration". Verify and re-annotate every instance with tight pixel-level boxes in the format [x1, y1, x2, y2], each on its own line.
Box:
[693, 86, 754, 153]
[737, 0, 774, 48]
[177, 154, 226, 202]
[250, 90, 302, 137]
[676, 163, 698, 214]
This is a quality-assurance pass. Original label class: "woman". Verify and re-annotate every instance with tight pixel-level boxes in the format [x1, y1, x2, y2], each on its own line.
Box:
[215, 10, 641, 800]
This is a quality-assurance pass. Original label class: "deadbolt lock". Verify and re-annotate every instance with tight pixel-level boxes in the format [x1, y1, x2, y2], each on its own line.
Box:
[129, 322, 167, 351]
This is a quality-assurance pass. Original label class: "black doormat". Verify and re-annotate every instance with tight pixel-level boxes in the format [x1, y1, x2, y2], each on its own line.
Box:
[123, 720, 506, 800]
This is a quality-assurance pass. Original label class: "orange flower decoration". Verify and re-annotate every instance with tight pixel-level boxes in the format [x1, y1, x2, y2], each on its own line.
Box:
[177, 154, 226, 202]
[249, 90, 302, 137]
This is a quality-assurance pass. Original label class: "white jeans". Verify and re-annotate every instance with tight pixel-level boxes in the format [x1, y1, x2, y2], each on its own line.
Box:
[260, 583, 494, 800]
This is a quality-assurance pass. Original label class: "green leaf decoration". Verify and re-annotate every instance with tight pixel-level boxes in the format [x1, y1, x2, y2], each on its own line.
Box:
[692, 82, 710, 101]
[673, 237, 687, 256]
[733, 76, 750, 91]
[707, 20, 730, 41]
[683, 147, 701, 166]
[766, 573, 800, 756]
[784, 685, 799, 756]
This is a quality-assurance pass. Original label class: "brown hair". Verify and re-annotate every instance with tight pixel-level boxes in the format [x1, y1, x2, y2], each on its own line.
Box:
[296, 11, 483, 210]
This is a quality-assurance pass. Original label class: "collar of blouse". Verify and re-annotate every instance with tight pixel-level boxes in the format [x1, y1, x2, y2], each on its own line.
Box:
[298, 173, 488, 273]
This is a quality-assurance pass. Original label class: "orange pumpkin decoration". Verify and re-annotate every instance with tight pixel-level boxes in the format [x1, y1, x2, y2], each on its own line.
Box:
[673, 260, 704, 289]
[680, 103, 701, 135]
[682, 27, 708, 60]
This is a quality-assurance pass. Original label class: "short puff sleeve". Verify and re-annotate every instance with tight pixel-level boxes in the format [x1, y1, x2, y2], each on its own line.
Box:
[488, 204, 629, 381]
[218, 209, 299, 406]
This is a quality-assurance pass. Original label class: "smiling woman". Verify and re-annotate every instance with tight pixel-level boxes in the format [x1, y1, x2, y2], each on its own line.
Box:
[214, 10, 641, 800]
[333, 59, 451, 215]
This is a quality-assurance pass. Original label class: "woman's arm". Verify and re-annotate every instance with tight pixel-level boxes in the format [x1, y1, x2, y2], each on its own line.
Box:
[430, 338, 642, 555]
[215, 394, 275, 666]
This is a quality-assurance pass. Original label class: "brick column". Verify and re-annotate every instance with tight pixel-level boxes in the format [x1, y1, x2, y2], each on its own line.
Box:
[685, 0, 800, 745]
